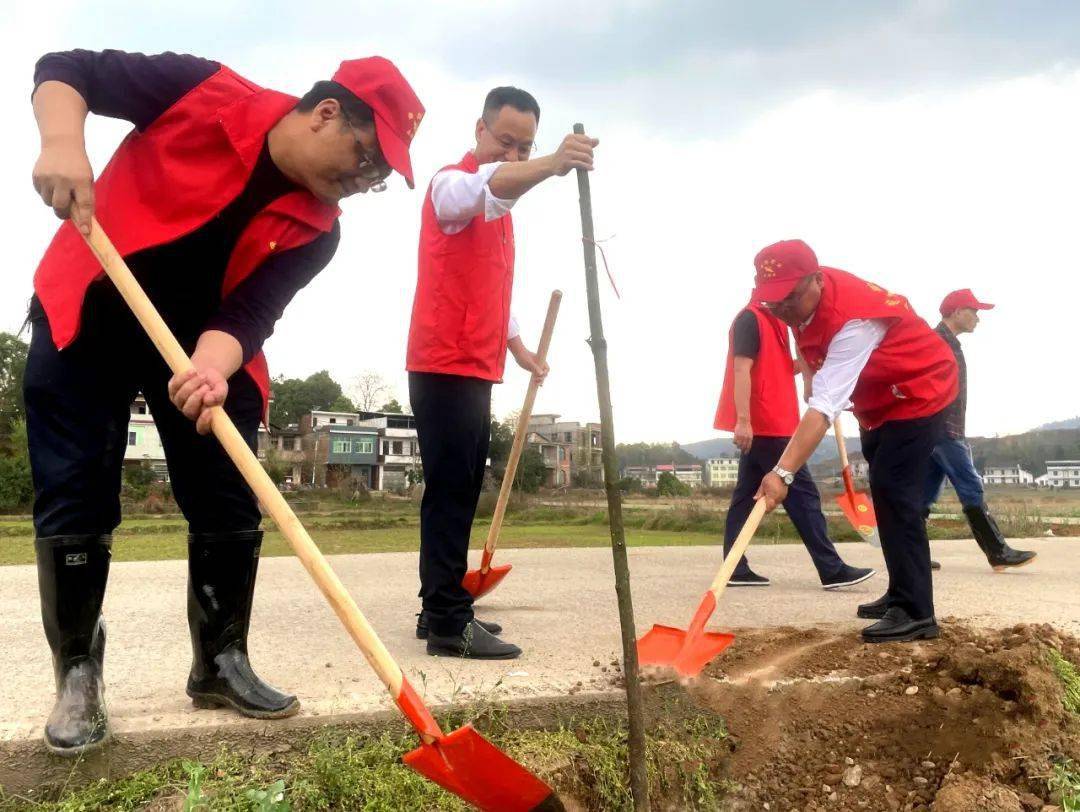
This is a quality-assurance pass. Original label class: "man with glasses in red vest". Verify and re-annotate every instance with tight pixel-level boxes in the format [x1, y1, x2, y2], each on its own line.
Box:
[27, 49, 423, 755]
[750, 239, 958, 643]
[407, 88, 598, 659]
[714, 301, 875, 589]
[924, 290, 1035, 570]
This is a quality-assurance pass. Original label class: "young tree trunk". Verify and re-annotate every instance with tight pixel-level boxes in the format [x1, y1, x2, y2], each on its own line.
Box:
[573, 122, 651, 811]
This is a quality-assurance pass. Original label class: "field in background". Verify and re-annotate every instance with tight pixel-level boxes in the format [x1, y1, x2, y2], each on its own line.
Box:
[0, 485, 1076, 566]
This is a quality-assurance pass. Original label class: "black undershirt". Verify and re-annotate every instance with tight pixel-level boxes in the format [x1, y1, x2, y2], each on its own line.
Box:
[732, 309, 760, 359]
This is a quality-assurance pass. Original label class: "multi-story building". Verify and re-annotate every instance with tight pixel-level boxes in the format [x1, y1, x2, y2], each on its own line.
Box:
[124, 395, 168, 479]
[657, 462, 702, 488]
[526, 414, 603, 484]
[261, 425, 306, 487]
[357, 411, 421, 492]
[703, 457, 739, 486]
[982, 464, 1034, 486]
[525, 431, 574, 487]
[1044, 460, 1080, 489]
[622, 464, 657, 487]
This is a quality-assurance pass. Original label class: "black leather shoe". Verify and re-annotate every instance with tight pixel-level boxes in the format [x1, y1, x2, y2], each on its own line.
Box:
[187, 532, 299, 719]
[36, 535, 113, 756]
[427, 620, 522, 659]
[415, 611, 502, 640]
[931, 560, 942, 571]
[857, 592, 890, 619]
[729, 568, 770, 586]
[861, 607, 939, 643]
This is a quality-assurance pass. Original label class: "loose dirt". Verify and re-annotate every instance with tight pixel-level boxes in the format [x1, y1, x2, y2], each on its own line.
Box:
[668, 620, 1080, 811]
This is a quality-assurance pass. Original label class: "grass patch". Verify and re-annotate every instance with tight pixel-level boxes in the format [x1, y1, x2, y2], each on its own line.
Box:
[1048, 648, 1080, 716]
[0, 708, 732, 811]
[1049, 759, 1080, 812]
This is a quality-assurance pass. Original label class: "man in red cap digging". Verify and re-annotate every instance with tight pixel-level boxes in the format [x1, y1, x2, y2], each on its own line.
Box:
[923, 290, 1036, 570]
[406, 88, 598, 659]
[713, 300, 875, 589]
[749, 239, 958, 643]
[26, 49, 423, 755]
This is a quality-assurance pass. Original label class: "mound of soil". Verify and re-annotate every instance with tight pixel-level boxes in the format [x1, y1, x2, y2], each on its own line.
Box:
[675, 621, 1080, 812]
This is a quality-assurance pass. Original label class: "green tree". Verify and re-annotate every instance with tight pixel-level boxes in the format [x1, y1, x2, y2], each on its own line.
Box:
[122, 461, 157, 501]
[262, 448, 288, 486]
[514, 448, 546, 493]
[269, 370, 351, 426]
[380, 398, 404, 414]
[0, 333, 29, 437]
[488, 418, 515, 476]
[656, 471, 690, 497]
[0, 418, 32, 511]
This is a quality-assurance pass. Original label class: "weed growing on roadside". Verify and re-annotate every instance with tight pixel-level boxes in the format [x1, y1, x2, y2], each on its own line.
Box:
[1048, 759, 1080, 812]
[1048, 648, 1080, 715]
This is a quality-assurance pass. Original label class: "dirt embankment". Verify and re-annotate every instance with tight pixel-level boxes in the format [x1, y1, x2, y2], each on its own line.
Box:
[667, 621, 1080, 812]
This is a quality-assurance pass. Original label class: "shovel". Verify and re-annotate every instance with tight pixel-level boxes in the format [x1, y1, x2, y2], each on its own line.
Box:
[462, 290, 562, 600]
[79, 218, 561, 812]
[832, 416, 880, 547]
[636, 499, 767, 679]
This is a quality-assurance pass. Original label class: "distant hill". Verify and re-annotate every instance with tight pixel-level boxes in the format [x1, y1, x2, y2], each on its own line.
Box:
[969, 428, 1080, 476]
[682, 435, 861, 467]
[1035, 416, 1080, 431]
[615, 441, 699, 468]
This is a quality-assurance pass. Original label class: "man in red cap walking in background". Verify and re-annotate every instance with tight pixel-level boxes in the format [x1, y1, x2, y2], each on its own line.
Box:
[27, 49, 423, 755]
[406, 88, 597, 659]
[923, 290, 1035, 570]
[749, 239, 958, 643]
[713, 300, 875, 589]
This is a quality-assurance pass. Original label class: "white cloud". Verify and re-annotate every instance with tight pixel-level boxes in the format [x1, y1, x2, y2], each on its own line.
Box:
[0, 3, 1076, 447]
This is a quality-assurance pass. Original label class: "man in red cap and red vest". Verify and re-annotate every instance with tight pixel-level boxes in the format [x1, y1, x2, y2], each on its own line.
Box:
[406, 87, 597, 659]
[26, 49, 423, 755]
[714, 302, 875, 589]
[749, 239, 958, 643]
[924, 290, 1035, 570]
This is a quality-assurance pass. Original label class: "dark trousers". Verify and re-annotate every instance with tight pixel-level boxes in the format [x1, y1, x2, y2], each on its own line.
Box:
[861, 411, 945, 619]
[724, 436, 845, 581]
[24, 289, 262, 538]
[409, 371, 492, 637]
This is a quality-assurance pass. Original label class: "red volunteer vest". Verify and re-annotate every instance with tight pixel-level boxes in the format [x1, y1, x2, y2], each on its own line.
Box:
[714, 304, 800, 437]
[797, 268, 958, 430]
[33, 66, 340, 416]
[406, 152, 515, 382]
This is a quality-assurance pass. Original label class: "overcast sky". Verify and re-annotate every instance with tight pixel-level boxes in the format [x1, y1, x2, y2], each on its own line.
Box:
[2, 1, 1077, 444]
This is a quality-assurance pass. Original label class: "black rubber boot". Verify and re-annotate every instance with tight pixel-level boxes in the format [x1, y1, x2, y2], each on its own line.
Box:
[36, 534, 112, 756]
[415, 611, 501, 640]
[427, 620, 522, 659]
[963, 505, 1037, 571]
[186, 531, 299, 719]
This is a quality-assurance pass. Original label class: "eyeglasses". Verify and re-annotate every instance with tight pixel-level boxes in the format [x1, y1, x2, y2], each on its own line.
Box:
[762, 276, 812, 312]
[482, 117, 536, 160]
[341, 109, 390, 193]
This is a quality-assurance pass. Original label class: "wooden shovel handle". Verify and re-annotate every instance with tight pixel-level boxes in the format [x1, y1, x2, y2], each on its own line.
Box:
[482, 290, 563, 562]
[708, 499, 767, 599]
[833, 416, 851, 469]
[80, 218, 410, 701]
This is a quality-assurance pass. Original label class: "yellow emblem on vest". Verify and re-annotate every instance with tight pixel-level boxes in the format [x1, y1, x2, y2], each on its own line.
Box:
[269, 241, 277, 251]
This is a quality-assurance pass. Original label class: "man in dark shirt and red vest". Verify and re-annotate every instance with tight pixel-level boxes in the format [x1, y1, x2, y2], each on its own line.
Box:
[924, 290, 1035, 569]
[714, 303, 875, 589]
[750, 239, 958, 643]
[27, 49, 423, 755]
[406, 88, 597, 659]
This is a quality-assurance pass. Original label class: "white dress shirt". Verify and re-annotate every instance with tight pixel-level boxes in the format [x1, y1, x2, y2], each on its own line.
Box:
[431, 160, 521, 342]
[805, 318, 889, 422]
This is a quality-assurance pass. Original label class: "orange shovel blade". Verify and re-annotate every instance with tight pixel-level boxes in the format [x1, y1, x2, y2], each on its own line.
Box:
[835, 490, 881, 547]
[403, 724, 563, 811]
[637, 623, 736, 679]
[462, 563, 512, 599]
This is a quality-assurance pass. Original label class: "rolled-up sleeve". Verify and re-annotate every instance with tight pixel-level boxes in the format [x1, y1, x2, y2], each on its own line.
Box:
[430, 162, 517, 234]
[806, 319, 889, 422]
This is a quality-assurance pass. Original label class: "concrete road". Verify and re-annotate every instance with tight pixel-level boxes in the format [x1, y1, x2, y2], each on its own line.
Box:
[1, 538, 1075, 745]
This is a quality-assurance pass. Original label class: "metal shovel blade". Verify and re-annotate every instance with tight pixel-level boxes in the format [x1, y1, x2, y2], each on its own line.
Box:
[835, 491, 881, 548]
[462, 563, 513, 599]
[637, 623, 736, 680]
[403, 723, 563, 812]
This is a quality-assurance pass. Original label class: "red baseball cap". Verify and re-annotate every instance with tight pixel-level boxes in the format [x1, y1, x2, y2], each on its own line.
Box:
[752, 239, 820, 302]
[332, 57, 424, 189]
[939, 289, 994, 317]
